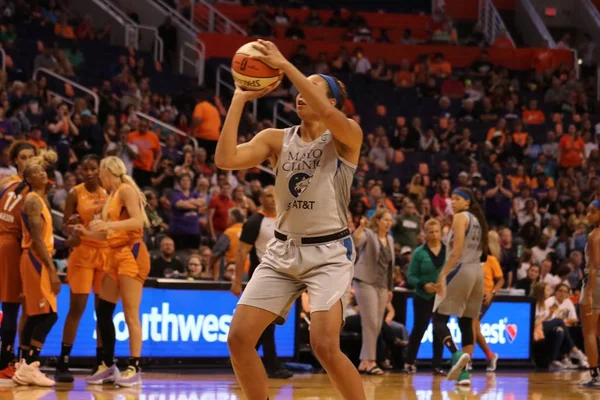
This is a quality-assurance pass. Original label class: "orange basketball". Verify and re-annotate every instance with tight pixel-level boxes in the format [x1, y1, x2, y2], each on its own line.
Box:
[231, 41, 283, 91]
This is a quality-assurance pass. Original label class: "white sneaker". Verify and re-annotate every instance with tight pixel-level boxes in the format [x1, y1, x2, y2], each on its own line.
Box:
[486, 353, 499, 372]
[28, 363, 55, 387]
[570, 349, 588, 364]
[561, 357, 577, 369]
[12, 361, 54, 387]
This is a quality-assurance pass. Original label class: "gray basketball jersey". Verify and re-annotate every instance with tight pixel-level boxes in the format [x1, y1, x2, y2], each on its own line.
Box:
[447, 211, 482, 265]
[274, 125, 356, 236]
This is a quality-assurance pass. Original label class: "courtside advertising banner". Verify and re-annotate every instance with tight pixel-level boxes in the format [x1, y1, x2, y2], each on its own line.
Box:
[405, 297, 532, 360]
[19, 286, 296, 358]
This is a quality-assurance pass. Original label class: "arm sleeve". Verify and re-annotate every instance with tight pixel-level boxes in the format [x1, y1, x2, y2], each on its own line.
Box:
[407, 248, 424, 290]
[239, 213, 263, 245]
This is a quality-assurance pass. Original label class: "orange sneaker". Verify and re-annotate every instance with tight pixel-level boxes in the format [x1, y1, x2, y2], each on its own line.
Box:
[0, 364, 15, 378]
[0, 363, 15, 386]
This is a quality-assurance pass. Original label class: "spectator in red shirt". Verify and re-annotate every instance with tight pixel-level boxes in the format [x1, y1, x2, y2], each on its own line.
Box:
[208, 181, 235, 242]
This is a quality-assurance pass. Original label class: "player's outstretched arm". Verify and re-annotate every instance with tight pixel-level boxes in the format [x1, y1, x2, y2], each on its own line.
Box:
[215, 86, 281, 170]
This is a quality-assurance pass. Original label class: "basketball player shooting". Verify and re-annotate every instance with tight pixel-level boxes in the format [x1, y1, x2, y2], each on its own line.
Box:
[215, 39, 366, 400]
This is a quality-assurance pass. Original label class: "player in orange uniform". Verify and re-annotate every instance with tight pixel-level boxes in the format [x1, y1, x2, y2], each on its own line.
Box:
[54, 154, 108, 383]
[76, 156, 149, 387]
[0, 142, 38, 382]
[12, 160, 61, 387]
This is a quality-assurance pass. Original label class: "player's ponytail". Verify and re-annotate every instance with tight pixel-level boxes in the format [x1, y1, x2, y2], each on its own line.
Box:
[100, 156, 150, 227]
[456, 186, 490, 255]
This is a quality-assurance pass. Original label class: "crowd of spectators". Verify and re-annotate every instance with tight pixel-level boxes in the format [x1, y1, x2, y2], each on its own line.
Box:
[0, 0, 598, 335]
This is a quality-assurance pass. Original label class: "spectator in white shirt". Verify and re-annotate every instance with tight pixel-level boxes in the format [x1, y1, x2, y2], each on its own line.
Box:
[540, 259, 561, 290]
[532, 234, 554, 265]
[517, 199, 541, 228]
[545, 284, 578, 325]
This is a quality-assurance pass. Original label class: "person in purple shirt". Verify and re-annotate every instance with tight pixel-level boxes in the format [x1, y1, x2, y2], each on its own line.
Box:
[168, 173, 204, 249]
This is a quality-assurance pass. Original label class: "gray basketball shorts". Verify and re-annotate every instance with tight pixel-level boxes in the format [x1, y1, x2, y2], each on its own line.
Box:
[580, 274, 600, 313]
[238, 235, 355, 325]
[433, 263, 483, 319]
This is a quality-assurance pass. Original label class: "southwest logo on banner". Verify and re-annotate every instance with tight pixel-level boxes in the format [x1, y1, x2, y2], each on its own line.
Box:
[406, 298, 531, 360]
[39, 285, 296, 358]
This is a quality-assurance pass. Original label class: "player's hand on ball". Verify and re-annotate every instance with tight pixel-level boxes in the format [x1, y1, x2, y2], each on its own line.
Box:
[252, 39, 288, 69]
[233, 83, 277, 102]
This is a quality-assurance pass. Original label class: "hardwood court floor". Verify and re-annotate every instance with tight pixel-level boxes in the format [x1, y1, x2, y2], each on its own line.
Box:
[0, 370, 598, 399]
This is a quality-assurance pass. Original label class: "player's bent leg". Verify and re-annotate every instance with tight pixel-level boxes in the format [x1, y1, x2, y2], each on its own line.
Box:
[309, 302, 366, 400]
[228, 305, 278, 400]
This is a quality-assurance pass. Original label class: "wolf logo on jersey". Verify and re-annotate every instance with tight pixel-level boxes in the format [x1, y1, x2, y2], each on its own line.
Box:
[289, 173, 312, 197]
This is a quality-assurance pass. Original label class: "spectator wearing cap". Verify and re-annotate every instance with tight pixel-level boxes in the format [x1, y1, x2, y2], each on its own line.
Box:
[168, 173, 203, 249]
[398, 246, 413, 270]
[129, 118, 161, 188]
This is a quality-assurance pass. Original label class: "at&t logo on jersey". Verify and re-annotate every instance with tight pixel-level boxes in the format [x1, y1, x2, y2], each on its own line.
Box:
[422, 317, 516, 345]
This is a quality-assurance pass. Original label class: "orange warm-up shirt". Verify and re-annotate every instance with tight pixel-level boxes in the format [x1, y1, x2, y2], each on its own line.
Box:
[193, 101, 222, 141]
[128, 131, 160, 172]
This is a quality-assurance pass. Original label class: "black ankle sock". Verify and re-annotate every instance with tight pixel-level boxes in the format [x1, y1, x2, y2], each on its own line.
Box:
[443, 337, 458, 354]
[26, 347, 41, 364]
[59, 343, 72, 366]
[128, 357, 141, 372]
[96, 347, 104, 367]
[591, 366, 599, 378]
[17, 348, 27, 362]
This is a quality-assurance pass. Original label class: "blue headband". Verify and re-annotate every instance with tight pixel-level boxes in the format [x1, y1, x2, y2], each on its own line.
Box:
[591, 200, 600, 210]
[453, 189, 470, 201]
[318, 74, 343, 109]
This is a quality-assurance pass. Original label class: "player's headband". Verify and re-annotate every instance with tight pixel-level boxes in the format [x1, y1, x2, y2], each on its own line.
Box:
[591, 200, 600, 210]
[318, 74, 343, 110]
[453, 189, 470, 201]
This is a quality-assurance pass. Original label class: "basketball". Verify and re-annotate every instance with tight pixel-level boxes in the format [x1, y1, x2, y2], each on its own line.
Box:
[231, 41, 283, 91]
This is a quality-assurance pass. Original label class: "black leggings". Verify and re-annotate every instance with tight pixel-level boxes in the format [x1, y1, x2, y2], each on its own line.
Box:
[256, 324, 279, 373]
[543, 318, 574, 361]
[405, 296, 443, 368]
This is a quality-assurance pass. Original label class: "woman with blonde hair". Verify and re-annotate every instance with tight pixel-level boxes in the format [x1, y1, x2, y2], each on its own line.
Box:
[404, 218, 446, 375]
[352, 206, 395, 375]
[76, 156, 149, 387]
